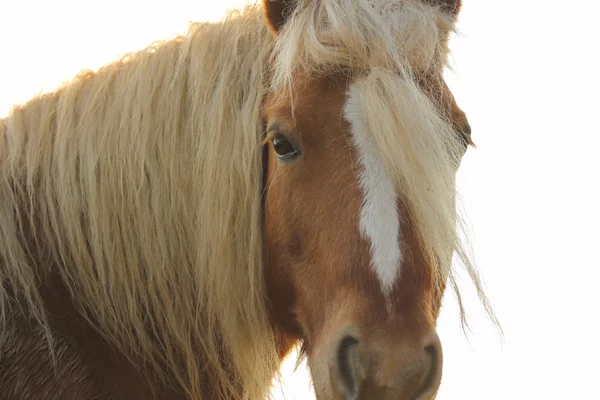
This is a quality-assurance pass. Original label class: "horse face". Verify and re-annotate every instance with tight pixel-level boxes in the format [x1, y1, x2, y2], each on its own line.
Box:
[262, 72, 469, 400]
[261, 1, 470, 399]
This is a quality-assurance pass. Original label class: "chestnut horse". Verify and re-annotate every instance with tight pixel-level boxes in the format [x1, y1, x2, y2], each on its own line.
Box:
[0, 1, 496, 399]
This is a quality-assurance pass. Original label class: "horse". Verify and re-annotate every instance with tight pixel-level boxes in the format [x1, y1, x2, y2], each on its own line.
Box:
[0, 0, 496, 399]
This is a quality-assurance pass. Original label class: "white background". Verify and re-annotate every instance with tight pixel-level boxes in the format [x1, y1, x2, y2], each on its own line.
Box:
[1, 1, 598, 398]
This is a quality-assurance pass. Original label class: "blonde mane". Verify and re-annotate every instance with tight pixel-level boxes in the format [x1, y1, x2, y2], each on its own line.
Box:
[1, 5, 279, 399]
[0, 1, 497, 399]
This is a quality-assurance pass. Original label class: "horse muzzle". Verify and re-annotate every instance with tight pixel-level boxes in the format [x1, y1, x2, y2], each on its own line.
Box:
[311, 330, 443, 400]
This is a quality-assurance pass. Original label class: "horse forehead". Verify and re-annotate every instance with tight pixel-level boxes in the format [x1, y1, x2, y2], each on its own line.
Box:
[264, 75, 405, 297]
[297, 77, 405, 298]
[342, 83, 403, 297]
[265, 75, 347, 115]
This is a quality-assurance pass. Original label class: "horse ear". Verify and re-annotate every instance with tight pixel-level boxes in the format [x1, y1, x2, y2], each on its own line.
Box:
[262, 0, 296, 36]
[428, 0, 463, 16]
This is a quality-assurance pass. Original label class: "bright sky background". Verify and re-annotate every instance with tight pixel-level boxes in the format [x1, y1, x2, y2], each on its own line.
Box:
[1, 1, 599, 399]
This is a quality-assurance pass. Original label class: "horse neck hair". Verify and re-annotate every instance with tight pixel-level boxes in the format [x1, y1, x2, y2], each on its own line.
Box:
[0, 5, 279, 399]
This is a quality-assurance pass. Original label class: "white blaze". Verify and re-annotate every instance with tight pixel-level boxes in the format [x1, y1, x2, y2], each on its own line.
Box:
[343, 84, 402, 296]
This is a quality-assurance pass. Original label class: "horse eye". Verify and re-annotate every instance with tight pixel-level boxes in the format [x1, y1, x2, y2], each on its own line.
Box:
[272, 134, 300, 161]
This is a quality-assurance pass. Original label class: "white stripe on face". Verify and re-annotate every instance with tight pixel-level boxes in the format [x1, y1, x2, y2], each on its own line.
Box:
[343, 83, 402, 296]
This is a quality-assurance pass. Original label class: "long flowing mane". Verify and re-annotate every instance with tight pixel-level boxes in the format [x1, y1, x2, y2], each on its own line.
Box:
[0, 1, 497, 399]
[0, 5, 278, 399]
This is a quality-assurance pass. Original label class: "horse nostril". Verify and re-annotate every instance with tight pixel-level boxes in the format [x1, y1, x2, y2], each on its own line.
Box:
[412, 332, 443, 400]
[334, 336, 361, 399]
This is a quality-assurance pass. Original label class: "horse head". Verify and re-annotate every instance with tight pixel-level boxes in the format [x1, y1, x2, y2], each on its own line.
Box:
[261, 1, 473, 399]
